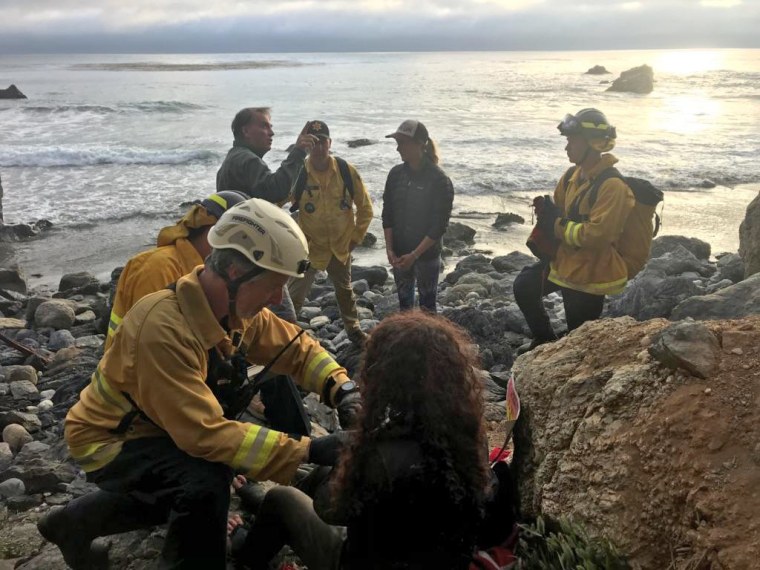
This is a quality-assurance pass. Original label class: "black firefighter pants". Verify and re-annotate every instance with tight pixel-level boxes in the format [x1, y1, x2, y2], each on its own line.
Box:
[85, 436, 233, 569]
[513, 261, 605, 341]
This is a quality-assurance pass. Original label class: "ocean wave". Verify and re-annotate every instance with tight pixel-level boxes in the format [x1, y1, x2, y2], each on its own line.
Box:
[0, 146, 218, 167]
[4, 100, 206, 115]
[69, 60, 309, 72]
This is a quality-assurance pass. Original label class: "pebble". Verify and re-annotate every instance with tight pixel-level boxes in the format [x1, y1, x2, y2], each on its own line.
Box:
[731, 348, 743, 355]
[704, 388, 712, 395]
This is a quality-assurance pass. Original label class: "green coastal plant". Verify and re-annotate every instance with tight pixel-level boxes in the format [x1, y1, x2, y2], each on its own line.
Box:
[515, 516, 630, 570]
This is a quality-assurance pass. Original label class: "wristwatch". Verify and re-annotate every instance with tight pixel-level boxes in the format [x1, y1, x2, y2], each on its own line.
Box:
[336, 381, 359, 402]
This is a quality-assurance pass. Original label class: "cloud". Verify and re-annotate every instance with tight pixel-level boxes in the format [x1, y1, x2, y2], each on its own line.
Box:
[0, 0, 755, 52]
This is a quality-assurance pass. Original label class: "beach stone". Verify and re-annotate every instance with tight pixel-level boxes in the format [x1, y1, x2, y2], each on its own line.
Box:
[34, 300, 76, 330]
[0, 267, 28, 295]
[585, 65, 610, 75]
[2, 424, 33, 454]
[739, 191, 760, 278]
[351, 265, 388, 289]
[715, 253, 744, 283]
[346, 138, 374, 148]
[74, 335, 103, 349]
[651, 235, 711, 261]
[74, 310, 97, 325]
[37, 399, 54, 412]
[58, 271, 99, 292]
[39, 389, 55, 400]
[491, 251, 535, 274]
[351, 279, 369, 296]
[0, 411, 41, 434]
[444, 222, 476, 244]
[357, 307, 373, 320]
[606, 272, 701, 321]
[309, 316, 331, 329]
[6, 365, 38, 385]
[0, 443, 12, 471]
[670, 272, 760, 321]
[649, 320, 720, 379]
[47, 329, 76, 351]
[606, 64, 654, 94]
[0, 478, 25, 499]
[298, 306, 321, 321]
[10, 380, 40, 402]
[0, 317, 26, 330]
[360, 232, 377, 247]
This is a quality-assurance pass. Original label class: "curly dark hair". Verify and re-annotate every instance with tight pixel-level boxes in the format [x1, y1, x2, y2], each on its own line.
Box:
[332, 311, 491, 514]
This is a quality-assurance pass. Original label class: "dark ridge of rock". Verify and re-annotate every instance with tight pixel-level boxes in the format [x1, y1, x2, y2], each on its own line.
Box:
[0, 84, 27, 99]
[739, 191, 760, 278]
[650, 235, 711, 261]
[670, 272, 760, 321]
[444, 221, 476, 245]
[346, 138, 374, 148]
[492, 212, 525, 229]
[606, 64, 654, 94]
[0, 220, 53, 242]
[359, 231, 377, 248]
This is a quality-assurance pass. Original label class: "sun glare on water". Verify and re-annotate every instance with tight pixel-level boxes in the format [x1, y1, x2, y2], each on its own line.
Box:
[654, 49, 725, 75]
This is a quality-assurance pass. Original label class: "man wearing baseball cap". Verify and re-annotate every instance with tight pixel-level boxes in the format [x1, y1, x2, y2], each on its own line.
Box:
[288, 120, 373, 345]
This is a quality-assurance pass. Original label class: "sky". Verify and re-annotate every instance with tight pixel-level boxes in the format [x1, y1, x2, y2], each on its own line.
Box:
[0, 0, 757, 53]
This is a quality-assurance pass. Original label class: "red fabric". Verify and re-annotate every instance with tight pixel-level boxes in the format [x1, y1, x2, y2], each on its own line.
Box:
[489, 447, 512, 463]
[470, 545, 517, 570]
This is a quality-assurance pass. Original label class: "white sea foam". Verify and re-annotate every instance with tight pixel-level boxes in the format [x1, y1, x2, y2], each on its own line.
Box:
[0, 146, 217, 167]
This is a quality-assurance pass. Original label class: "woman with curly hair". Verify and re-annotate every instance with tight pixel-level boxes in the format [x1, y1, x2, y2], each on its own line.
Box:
[232, 311, 492, 570]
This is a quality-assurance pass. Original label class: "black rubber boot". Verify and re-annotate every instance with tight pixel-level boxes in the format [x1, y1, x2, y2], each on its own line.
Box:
[37, 490, 168, 569]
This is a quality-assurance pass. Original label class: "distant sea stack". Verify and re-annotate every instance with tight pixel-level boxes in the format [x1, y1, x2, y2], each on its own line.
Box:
[606, 65, 654, 94]
[0, 84, 27, 99]
[585, 65, 610, 75]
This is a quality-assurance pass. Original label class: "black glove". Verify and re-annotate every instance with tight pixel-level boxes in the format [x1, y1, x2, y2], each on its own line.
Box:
[336, 391, 362, 429]
[536, 195, 561, 235]
[308, 431, 352, 466]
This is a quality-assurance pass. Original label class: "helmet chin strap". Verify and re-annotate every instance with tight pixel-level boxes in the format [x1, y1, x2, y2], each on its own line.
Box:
[225, 266, 265, 323]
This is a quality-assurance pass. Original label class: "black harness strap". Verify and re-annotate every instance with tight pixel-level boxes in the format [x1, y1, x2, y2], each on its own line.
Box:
[290, 156, 355, 212]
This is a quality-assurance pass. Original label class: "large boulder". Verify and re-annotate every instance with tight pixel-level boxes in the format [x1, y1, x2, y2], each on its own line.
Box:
[670, 272, 760, 321]
[511, 315, 760, 569]
[34, 300, 76, 330]
[350, 265, 388, 289]
[491, 251, 535, 274]
[651, 235, 711, 261]
[606, 64, 654, 94]
[58, 271, 100, 294]
[606, 273, 701, 320]
[738, 191, 760, 278]
[0, 84, 27, 99]
[444, 221, 476, 244]
[0, 267, 28, 295]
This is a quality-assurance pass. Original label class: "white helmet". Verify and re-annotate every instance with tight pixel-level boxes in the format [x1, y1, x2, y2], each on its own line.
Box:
[208, 198, 310, 278]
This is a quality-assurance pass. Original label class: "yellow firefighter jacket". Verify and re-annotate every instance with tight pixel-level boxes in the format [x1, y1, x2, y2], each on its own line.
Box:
[67, 267, 350, 484]
[549, 154, 635, 296]
[295, 157, 373, 271]
[105, 238, 202, 351]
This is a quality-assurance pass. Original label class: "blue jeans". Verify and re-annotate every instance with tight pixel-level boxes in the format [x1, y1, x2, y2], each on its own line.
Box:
[393, 256, 441, 312]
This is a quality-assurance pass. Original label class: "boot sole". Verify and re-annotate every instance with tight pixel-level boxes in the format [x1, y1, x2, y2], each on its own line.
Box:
[37, 507, 110, 570]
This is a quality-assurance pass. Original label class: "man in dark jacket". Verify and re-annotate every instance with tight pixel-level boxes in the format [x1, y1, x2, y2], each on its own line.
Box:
[216, 107, 317, 202]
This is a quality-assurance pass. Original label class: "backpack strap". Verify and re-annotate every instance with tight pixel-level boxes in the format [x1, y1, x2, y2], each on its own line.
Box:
[560, 166, 576, 193]
[290, 157, 355, 212]
[586, 167, 623, 213]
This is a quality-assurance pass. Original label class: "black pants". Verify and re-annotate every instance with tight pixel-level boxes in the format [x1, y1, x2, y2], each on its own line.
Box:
[86, 437, 233, 569]
[513, 261, 605, 341]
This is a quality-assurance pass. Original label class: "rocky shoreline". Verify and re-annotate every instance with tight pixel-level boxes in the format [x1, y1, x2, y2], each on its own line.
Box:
[0, 190, 758, 568]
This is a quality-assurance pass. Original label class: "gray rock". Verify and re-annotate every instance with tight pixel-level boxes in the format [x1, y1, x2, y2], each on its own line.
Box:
[47, 329, 76, 351]
[309, 316, 331, 329]
[39, 389, 55, 400]
[74, 310, 97, 325]
[351, 279, 369, 296]
[74, 335, 104, 349]
[0, 267, 28, 295]
[492, 212, 525, 229]
[298, 306, 322, 321]
[0, 316, 26, 329]
[670, 272, 760, 321]
[606, 273, 701, 320]
[651, 235, 711, 260]
[738, 191, 760, 278]
[715, 253, 745, 283]
[606, 64, 654, 94]
[34, 300, 76, 330]
[648, 320, 720, 379]
[0, 84, 27, 99]
[37, 399, 54, 412]
[6, 365, 38, 385]
[0, 442, 12, 471]
[58, 272, 99, 292]
[0, 477, 26, 498]
[10, 380, 40, 402]
[705, 279, 734, 294]
[585, 65, 610, 75]
[346, 138, 374, 148]
[360, 231, 377, 248]
[491, 251, 535, 274]
[356, 307, 373, 320]
[351, 265, 388, 289]
[444, 221, 476, 244]
[646, 245, 714, 277]
[0, 411, 42, 433]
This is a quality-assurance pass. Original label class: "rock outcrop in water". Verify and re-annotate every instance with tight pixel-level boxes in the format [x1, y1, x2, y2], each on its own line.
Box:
[585, 65, 610, 75]
[606, 64, 654, 94]
[739, 190, 760, 278]
[0, 85, 27, 99]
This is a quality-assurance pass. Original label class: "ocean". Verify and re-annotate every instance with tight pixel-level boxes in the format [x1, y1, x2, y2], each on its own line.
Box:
[1, 49, 759, 288]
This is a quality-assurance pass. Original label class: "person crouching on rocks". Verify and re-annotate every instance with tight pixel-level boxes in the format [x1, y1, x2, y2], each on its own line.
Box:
[382, 120, 454, 313]
[229, 311, 492, 570]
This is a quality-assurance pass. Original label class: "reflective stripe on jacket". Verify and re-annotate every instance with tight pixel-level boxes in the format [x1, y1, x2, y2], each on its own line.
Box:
[549, 154, 635, 296]
[105, 238, 202, 351]
[295, 156, 373, 270]
[67, 267, 350, 484]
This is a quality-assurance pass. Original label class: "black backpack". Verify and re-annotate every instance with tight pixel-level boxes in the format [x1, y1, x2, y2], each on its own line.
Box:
[290, 156, 354, 213]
